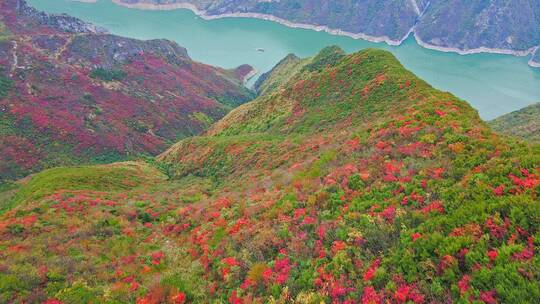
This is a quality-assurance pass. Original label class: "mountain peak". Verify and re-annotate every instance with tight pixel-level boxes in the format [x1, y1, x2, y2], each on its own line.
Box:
[302, 45, 346, 72]
[158, 48, 486, 184]
[204, 48, 480, 139]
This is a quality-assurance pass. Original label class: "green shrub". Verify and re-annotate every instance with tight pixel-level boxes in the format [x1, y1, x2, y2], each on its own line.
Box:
[0, 75, 13, 99]
[89, 68, 127, 82]
[55, 282, 100, 304]
[348, 173, 364, 190]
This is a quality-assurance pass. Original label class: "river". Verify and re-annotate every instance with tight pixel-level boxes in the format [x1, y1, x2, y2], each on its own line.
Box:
[28, 0, 540, 120]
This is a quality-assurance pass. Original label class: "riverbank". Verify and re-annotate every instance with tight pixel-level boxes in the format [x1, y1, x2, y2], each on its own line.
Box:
[110, 0, 406, 46]
[413, 32, 538, 60]
[110, 0, 540, 68]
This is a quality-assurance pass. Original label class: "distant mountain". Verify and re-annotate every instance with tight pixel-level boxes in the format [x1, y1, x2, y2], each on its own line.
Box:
[0, 0, 254, 182]
[115, 0, 540, 66]
[2, 47, 538, 303]
[489, 102, 540, 143]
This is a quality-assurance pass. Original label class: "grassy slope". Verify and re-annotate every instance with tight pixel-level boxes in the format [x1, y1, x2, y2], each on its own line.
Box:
[1, 48, 539, 304]
[1, 162, 166, 214]
[489, 102, 540, 143]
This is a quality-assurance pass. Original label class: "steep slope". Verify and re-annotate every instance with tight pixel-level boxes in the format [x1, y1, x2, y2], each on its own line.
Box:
[489, 102, 540, 143]
[114, 0, 540, 65]
[0, 0, 254, 182]
[1, 48, 539, 304]
[253, 53, 304, 96]
[415, 0, 540, 53]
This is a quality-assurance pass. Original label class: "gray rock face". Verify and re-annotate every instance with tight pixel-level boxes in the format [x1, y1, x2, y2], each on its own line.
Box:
[18, 0, 107, 33]
[63, 34, 190, 68]
[122, 0, 425, 42]
[202, 0, 424, 42]
[416, 0, 540, 52]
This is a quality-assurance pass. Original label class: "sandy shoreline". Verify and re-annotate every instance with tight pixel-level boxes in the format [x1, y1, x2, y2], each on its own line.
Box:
[110, 0, 539, 67]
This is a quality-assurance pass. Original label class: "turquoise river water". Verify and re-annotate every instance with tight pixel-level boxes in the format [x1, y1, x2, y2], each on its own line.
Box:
[28, 0, 540, 120]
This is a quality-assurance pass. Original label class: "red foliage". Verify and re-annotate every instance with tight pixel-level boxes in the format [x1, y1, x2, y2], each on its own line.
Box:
[332, 241, 347, 254]
[363, 258, 381, 282]
[382, 161, 403, 182]
[361, 287, 382, 304]
[513, 236, 534, 261]
[0, 136, 41, 173]
[457, 275, 471, 295]
[479, 290, 497, 304]
[411, 233, 422, 242]
[434, 110, 447, 117]
[228, 218, 249, 235]
[439, 255, 457, 272]
[130, 281, 140, 292]
[222, 257, 240, 267]
[492, 185, 505, 196]
[509, 170, 539, 191]
[0, 5, 253, 180]
[315, 266, 355, 300]
[420, 201, 445, 214]
[487, 250, 498, 262]
[229, 291, 243, 304]
[394, 285, 410, 303]
[380, 206, 397, 223]
[344, 138, 360, 152]
[430, 168, 445, 179]
[485, 217, 509, 240]
[151, 251, 164, 265]
[171, 292, 186, 304]
[273, 256, 291, 285]
[375, 141, 392, 151]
